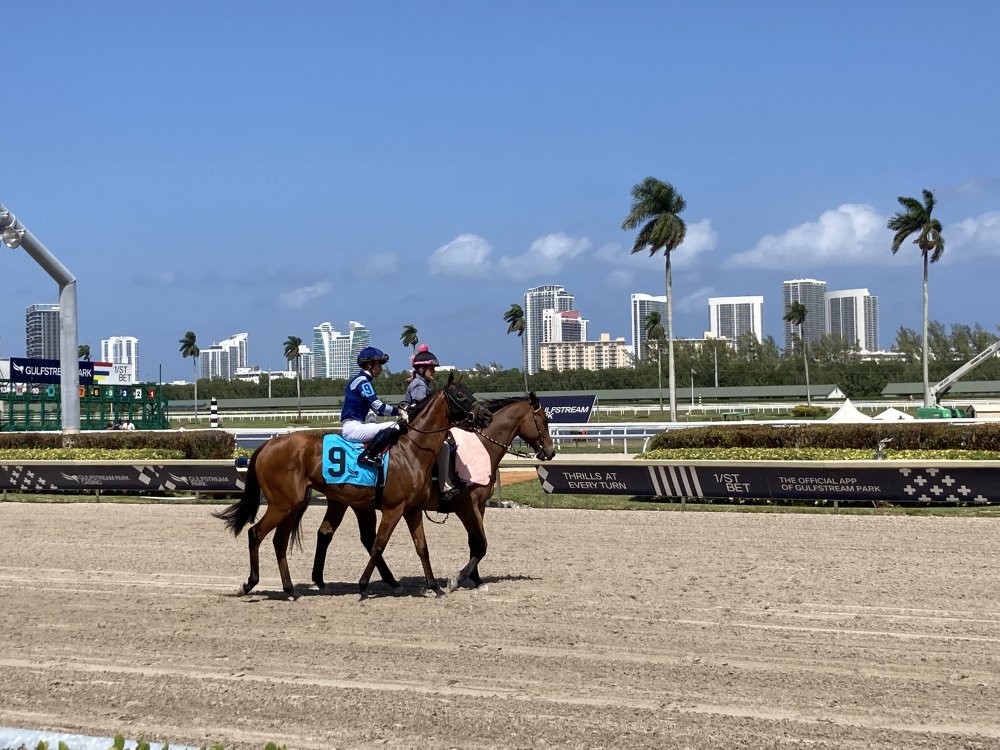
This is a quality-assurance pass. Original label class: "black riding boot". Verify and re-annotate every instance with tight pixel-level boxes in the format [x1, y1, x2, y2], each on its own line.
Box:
[358, 425, 402, 467]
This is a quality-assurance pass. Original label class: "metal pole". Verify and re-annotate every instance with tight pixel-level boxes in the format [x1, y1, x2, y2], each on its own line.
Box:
[0, 203, 79, 434]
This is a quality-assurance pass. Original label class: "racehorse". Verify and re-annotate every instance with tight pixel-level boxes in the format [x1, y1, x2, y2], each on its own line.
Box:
[214, 375, 492, 599]
[310, 392, 556, 593]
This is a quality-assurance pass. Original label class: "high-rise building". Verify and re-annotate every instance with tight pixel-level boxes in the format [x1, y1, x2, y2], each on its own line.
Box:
[292, 344, 315, 380]
[348, 321, 370, 373]
[708, 296, 764, 344]
[25, 303, 60, 359]
[523, 284, 575, 375]
[630, 293, 667, 361]
[825, 288, 879, 351]
[539, 333, 631, 371]
[100, 336, 140, 375]
[199, 332, 249, 380]
[312, 320, 370, 379]
[542, 309, 588, 343]
[782, 279, 827, 349]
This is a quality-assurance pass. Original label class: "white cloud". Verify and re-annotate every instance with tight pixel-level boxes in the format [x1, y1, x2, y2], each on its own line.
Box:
[676, 285, 715, 315]
[429, 232, 590, 280]
[946, 211, 1000, 260]
[595, 220, 717, 272]
[728, 204, 892, 269]
[277, 281, 332, 309]
[428, 234, 494, 278]
[673, 220, 718, 269]
[496, 233, 591, 279]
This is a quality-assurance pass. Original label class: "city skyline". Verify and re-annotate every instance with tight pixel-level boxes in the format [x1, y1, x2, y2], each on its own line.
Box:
[1, 4, 997, 382]
[8, 276, 893, 382]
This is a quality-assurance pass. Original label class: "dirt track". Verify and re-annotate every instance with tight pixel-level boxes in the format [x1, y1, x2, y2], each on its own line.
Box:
[1, 502, 999, 749]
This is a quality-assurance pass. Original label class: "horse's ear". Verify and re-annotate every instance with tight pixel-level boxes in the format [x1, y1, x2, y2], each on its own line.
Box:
[529, 390, 538, 405]
[447, 372, 456, 386]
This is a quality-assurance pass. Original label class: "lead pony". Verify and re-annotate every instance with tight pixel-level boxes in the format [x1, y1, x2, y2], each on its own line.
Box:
[311, 392, 556, 592]
[215, 376, 492, 599]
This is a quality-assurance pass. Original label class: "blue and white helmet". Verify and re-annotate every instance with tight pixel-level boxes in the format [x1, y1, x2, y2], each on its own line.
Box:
[357, 347, 389, 366]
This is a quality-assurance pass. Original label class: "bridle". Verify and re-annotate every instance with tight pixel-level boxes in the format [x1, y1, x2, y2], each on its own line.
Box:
[404, 386, 486, 436]
[474, 402, 549, 459]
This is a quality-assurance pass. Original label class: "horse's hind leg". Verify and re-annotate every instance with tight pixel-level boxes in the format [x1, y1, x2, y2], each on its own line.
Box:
[240, 504, 290, 596]
[404, 507, 446, 599]
[449, 498, 488, 592]
[355, 507, 403, 594]
[273, 513, 300, 598]
[312, 502, 348, 589]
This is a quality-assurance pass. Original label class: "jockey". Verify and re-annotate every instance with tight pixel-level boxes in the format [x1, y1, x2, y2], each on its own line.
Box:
[405, 349, 461, 506]
[342, 346, 402, 467]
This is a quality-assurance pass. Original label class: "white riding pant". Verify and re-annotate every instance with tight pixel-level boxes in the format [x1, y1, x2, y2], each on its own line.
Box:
[341, 419, 397, 444]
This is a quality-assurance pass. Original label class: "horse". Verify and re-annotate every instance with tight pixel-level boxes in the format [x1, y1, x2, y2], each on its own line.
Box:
[310, 392, 556, 594]
[214, 375, 493, 599]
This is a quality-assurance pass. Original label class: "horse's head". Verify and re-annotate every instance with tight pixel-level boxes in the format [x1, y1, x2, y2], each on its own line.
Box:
[526, 391, 556, 460]
[444, 373, 493, 429]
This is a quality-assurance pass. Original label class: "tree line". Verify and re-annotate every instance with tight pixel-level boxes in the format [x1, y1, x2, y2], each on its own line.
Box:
[161, 321, 1000, 403]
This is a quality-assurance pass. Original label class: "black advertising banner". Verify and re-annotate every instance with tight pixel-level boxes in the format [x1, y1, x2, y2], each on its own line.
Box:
[8, 357, 95, 385]
[0, 463, 245, 493]
[537, 463, 1000, 505]
[537, 395, 597, 423]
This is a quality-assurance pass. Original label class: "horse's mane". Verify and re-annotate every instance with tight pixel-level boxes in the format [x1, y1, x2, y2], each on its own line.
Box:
[481, 395, 528, 413]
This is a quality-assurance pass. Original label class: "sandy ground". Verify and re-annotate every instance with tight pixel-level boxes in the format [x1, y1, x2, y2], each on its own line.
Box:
[1, 502, 999, 750]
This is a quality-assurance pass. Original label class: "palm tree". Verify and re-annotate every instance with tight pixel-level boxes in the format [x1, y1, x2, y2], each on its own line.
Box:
[77, 344, 90, 361]
[644, 310, 666, 415]
[622, 177, 687, 421]
[400, 324, 419, 353]
[178, 331, 200, 419]
[783, 301, 812, 406]
[284, 335, 303, 421]
[888, 189, 945, 407]
[503, 303, 529, 393]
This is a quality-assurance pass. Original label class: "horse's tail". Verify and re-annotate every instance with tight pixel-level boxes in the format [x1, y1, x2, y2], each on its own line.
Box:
[213, 445, 265, 536]
[289, 499, 310, 552]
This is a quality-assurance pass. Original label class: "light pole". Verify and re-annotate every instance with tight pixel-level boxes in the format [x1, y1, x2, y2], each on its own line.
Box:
[1, 203, 79, 434]
[690, 368, 697, 410]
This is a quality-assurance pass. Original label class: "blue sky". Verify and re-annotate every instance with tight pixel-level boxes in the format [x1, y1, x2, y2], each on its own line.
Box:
[2, 1, 998, 382]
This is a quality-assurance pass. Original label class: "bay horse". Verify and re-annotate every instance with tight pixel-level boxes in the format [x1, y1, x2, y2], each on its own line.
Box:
[310, 392, 556, 593]
[214, 375, 492, 599]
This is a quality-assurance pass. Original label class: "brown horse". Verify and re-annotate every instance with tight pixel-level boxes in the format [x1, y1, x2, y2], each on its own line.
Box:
[215, 376, 492, 599]
[310, 392, 556, 593]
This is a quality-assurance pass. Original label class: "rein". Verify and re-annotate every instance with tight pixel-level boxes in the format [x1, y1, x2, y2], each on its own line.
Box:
[473, 403, 548, 459]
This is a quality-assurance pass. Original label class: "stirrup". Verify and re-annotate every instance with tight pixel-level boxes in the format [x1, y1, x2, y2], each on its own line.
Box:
[358, 452, 383, 468]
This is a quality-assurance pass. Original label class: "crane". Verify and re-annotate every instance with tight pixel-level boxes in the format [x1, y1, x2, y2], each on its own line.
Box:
[917, 340, 1000, 418]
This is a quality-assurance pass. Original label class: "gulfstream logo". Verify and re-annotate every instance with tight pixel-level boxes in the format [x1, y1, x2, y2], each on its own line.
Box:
[546, 406, 590, 414]
[20, 364, 60, 376]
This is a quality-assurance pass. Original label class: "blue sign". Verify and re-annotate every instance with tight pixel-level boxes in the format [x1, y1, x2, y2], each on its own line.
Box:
[537, 395, 596, 423]
[8, 357, 94, 385]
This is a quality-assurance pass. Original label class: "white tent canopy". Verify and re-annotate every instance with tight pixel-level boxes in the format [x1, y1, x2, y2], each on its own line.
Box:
[873, 407, 915, 421]
[827, 398, 873, 423]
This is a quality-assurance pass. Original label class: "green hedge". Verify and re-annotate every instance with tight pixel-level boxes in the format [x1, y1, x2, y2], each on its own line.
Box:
[0, 430, 235, 459]
[646, 422, 1000, 452]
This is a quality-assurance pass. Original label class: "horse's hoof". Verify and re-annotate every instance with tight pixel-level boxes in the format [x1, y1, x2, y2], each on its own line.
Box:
[476, 583, 490, 593]
[313, 580, 326, 590]
[447, 576, 460, 592]
[434, 588, 448, 600]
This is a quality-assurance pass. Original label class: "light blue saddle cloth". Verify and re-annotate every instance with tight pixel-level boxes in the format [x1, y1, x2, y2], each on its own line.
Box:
[321, 434, 388, 487]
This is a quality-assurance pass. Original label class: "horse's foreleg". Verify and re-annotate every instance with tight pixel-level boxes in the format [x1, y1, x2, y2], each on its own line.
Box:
[312, 502, 348, 589]
[358, 507, 404, 599]
[355, 507, 403, 594]
[404, 507, 445, 599]
[449, 497, 488, 592]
